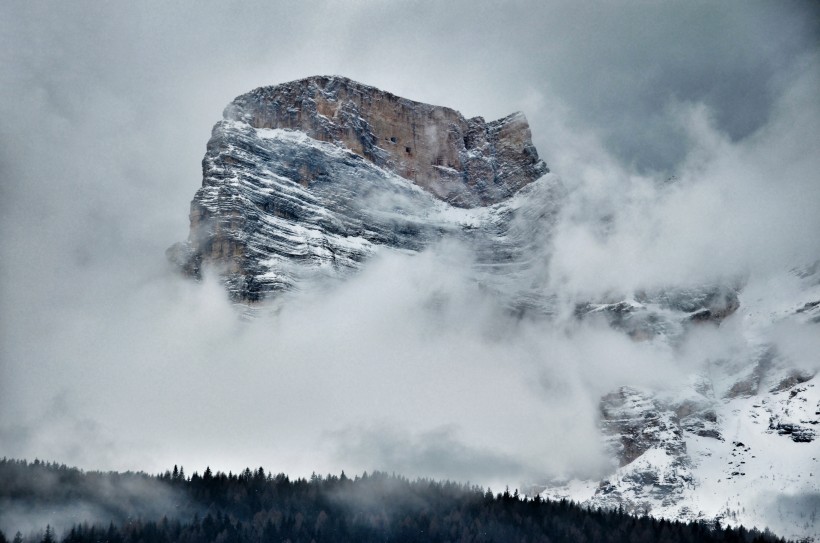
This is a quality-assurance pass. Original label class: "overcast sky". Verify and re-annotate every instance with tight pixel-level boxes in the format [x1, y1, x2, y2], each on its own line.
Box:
[1, 0, 819, 491]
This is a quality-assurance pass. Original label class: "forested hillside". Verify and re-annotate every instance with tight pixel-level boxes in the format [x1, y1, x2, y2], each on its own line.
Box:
[0, 459, 790, 543]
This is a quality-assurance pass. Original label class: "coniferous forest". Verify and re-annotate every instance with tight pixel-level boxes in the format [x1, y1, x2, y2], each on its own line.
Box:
[0, 459, 790, 543]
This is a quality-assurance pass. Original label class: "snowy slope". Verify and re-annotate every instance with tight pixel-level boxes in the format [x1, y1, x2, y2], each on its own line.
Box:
[541, 275, 820, 541]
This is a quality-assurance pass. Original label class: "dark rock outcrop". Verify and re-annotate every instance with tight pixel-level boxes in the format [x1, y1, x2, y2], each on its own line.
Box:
[574, 284, 741, 343]
[599, 387, 688, 467]
[593, 387, 694, 513]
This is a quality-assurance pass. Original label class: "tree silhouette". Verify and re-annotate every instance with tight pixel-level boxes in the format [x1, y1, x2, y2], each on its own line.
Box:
[41, 526, 55, 543]
[0, 458, 795, 543]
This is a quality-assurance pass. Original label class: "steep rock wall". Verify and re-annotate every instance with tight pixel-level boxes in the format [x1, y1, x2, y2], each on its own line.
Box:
[224, 75, 548, 207]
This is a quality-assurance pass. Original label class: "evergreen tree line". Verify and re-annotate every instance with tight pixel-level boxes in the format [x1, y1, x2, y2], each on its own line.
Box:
[0, 458, 790, 543]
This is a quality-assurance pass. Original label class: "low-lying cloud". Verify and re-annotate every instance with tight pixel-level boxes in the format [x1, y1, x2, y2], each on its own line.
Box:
[1, 239, 693, 488]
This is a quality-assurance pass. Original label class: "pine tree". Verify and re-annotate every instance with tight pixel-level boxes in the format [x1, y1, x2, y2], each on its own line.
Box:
[41, 526, 54, 543]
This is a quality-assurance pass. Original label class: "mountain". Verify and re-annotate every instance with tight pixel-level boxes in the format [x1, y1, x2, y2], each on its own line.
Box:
[169, 76, 819, 541]
[167, 75, 554, 305]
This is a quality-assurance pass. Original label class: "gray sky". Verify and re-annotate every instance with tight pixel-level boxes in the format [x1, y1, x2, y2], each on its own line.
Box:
[1, 0, 819, 489]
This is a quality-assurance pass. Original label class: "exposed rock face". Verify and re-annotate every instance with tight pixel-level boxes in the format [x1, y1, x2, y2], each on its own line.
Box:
[591, 387, 694, 514]
[224, 76, 548, 208]
[574, 284, 741, 343]
[600, 387, 689, 468]
[168, 76, 560, 304]
[766, 381, 818, 443]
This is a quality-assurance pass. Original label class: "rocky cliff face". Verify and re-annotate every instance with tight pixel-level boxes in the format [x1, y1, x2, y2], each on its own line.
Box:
[168, 76, 558, 304]
[224, 76, 548, 208]
[575, 284, 742, 342]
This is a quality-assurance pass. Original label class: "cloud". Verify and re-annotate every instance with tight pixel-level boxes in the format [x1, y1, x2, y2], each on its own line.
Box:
[0, 462, 188, 538]
[0, 238, 698, 494]
[547, 53, 820, 298]
[328, 425, 533, 488]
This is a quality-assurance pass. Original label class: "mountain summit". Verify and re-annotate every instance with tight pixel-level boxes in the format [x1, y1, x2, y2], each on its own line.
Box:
[168, 76, 560, 303]
[224, 75, 548, 207]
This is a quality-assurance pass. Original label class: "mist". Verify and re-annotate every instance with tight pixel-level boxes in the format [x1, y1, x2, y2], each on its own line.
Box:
[0, 460, 189, 538]
[1, 0, 819, 506]
[548, 55, 820, 298]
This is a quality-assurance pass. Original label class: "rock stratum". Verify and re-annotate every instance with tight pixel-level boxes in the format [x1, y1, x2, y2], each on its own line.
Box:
[170, 77, 820, 541]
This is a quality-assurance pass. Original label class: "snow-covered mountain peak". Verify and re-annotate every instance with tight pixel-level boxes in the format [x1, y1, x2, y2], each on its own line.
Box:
[169, 78, 561, 305]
